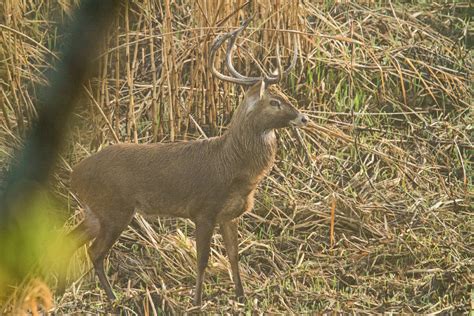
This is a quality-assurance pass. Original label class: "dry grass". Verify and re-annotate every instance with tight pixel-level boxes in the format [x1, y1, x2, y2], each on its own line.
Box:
[1, 0, 472, 314]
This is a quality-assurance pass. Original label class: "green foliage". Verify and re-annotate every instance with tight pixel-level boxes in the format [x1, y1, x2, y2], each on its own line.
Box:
[0, 187, 75, 300]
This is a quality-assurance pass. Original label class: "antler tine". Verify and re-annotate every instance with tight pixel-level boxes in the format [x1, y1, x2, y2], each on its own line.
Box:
[225, 17, 263, 82]
[224, 27, 246, 79]
[209, 16, 262, 86]
[282, 38, 298, 77]
[276, 40, 284, 81]
[264, 36, 298, 85]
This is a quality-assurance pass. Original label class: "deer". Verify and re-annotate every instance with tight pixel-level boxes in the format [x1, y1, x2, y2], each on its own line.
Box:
[60, 17, 308, 306]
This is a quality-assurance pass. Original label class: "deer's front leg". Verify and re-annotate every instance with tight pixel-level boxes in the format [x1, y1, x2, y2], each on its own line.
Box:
[194, 219, 215, 306]
[220, 220, 244, 300]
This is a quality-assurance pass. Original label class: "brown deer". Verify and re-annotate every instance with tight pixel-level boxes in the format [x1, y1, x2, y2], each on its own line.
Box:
[61, 17, 308, 306]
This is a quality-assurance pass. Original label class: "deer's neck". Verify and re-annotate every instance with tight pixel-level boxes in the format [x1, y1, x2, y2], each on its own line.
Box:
[222, 120, 277, 178]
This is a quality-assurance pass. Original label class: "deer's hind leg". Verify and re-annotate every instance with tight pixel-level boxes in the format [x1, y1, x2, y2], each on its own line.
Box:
[57, 206, 100, 295]
[88, 206, 135, 301]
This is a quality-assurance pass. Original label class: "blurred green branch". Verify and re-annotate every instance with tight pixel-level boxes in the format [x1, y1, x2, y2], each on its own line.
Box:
[0, 0, 121, 302]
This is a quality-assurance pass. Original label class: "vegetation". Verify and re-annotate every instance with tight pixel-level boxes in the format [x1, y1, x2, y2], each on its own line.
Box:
[0, 0, 472, 314]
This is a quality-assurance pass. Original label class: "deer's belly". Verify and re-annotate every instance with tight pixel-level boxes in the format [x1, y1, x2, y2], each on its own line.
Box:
[136, 194, 193, 219]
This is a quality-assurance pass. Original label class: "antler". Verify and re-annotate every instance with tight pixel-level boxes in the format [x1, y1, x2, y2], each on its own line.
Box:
[209, 16, 298, 86]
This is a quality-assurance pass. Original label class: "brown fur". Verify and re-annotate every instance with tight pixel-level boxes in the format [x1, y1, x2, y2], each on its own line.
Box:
[60, 82, 308, 305]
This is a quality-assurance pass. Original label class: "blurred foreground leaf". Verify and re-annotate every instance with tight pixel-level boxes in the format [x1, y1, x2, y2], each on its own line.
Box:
[0, 0, 121, 312]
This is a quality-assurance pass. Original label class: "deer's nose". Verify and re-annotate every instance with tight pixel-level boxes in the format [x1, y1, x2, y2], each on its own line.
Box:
[301, 115, 308, 124]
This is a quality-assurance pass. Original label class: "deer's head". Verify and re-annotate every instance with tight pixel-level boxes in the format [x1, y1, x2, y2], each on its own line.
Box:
[210, 17, 308, 133]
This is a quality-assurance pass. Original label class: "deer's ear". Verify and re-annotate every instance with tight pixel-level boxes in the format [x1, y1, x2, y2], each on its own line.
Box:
[258, 80, 266, 99]
[245, 80, 267, 109]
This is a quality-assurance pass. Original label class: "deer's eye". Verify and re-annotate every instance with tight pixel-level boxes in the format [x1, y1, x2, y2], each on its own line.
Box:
[270, 100, 281, 109]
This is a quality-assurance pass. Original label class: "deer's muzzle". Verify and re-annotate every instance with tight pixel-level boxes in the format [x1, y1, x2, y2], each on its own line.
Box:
[290, 113, 309, 127]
